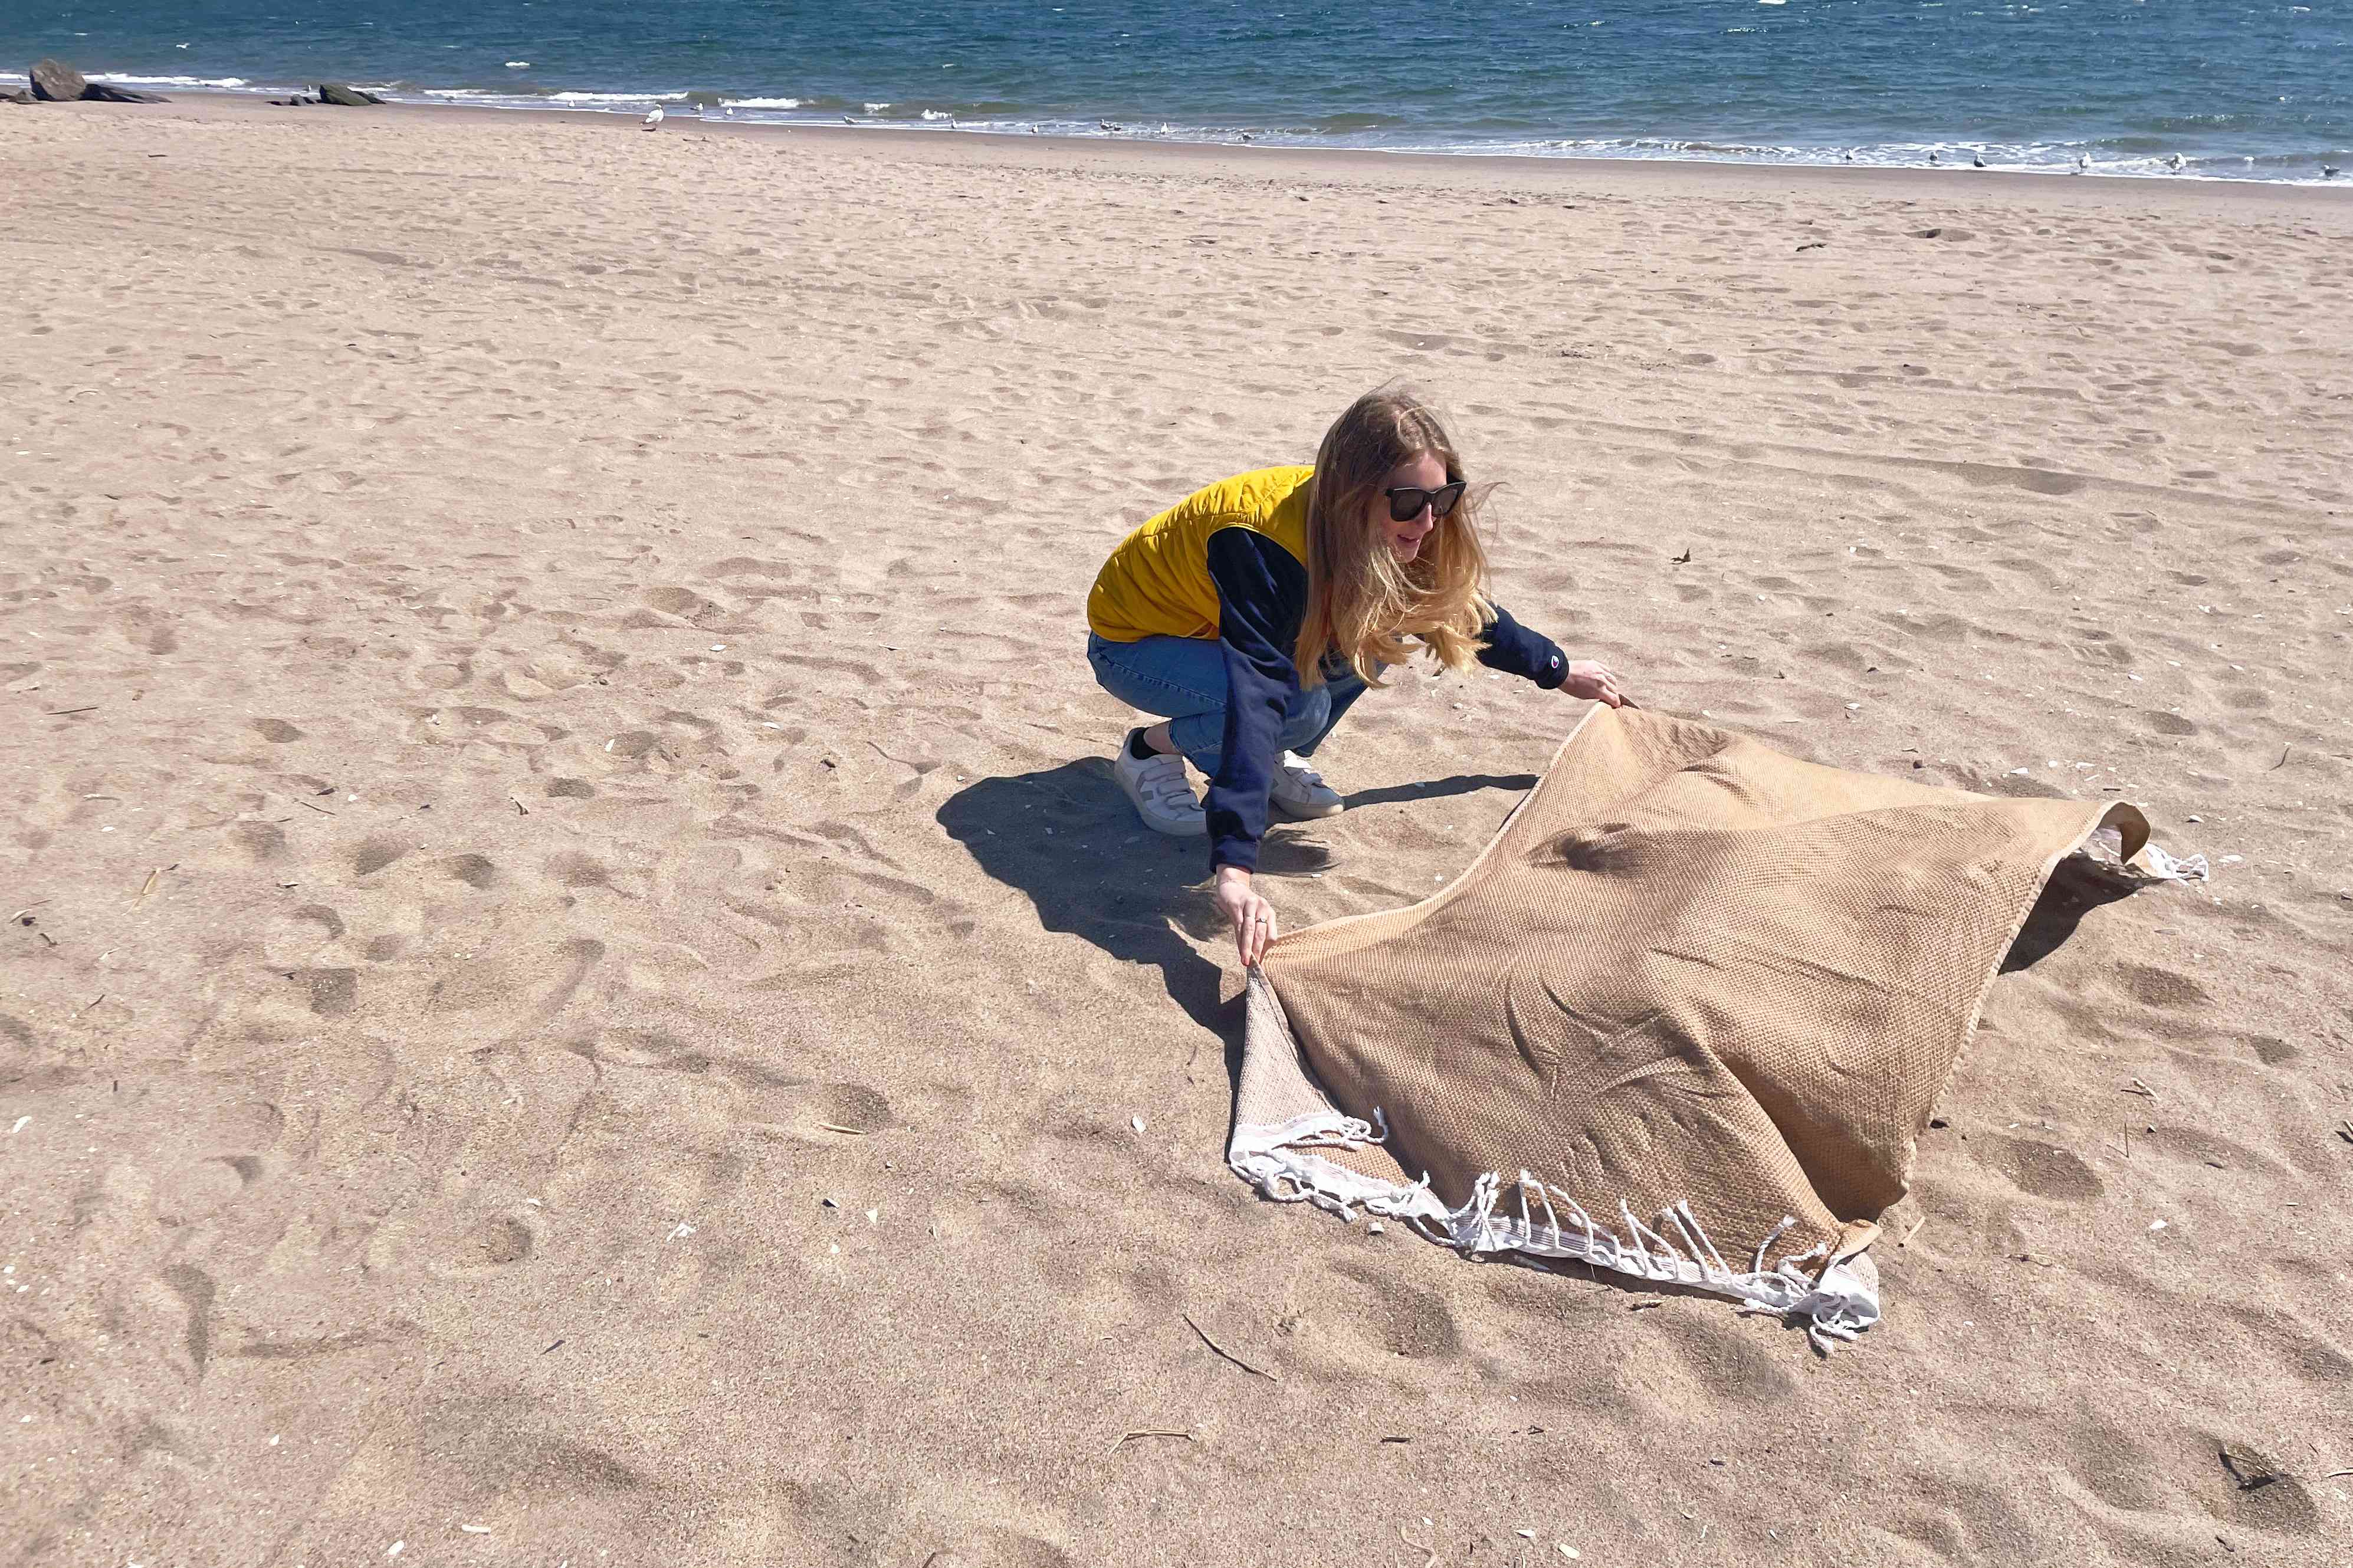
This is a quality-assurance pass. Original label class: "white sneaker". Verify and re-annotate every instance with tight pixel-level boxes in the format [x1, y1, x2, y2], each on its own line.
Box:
[1269, 751, 1343, 818]
[1114, 733, 1206, 837]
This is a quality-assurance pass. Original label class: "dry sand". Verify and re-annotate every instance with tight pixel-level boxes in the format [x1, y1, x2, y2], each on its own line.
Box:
[3, 96, 2350, 1566]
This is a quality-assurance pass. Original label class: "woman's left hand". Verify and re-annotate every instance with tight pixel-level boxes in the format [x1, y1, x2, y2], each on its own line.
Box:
[1562, 659, 1629, 708]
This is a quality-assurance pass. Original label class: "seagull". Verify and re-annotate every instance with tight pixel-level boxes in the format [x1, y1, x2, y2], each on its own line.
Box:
[1971, 152, 1986, 169]
[1840, 151, 1853, 163]
[947, 113, 959, 129]
[2165, 153, 2184, 172]
[1927, 150, 1938, 166]
[2075, 153, 2089, 173]
[643, 107, 664, 130]
[2324, 163, 2342, 178]
[842, 114, 856, 125]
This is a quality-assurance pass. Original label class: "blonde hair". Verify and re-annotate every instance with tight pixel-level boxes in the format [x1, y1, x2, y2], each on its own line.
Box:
[1295, 386, 1495, 689]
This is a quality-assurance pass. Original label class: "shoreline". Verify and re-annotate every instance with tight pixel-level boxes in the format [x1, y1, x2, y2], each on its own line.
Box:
[11, 82, 2353, 202]
[16, 88, 2353, 215]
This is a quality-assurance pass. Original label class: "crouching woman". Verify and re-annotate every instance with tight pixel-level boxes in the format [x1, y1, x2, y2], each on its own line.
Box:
[1084, 386, 1629, 967]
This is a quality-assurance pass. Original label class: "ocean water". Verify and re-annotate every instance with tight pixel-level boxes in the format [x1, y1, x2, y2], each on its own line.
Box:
[3, 1, 2347, 183]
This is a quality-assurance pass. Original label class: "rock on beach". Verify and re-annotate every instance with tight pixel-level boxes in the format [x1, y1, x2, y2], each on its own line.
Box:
[29, 58, 85, 101]
[25, 58, 170, 104]
[82, 81, 171, 104]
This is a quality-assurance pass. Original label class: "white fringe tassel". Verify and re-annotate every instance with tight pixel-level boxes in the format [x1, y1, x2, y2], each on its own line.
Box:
[2076, 827, 2209, 883]
[2138, 843, 2210, 882]
[1229, 1118, 1881, 1352]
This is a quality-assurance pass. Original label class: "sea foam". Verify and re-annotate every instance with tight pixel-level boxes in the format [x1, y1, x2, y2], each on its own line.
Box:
[88, 73, 252, 88]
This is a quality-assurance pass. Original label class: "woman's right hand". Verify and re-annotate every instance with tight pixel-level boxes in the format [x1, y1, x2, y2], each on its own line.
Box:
[1561, 659, 1629, 708]
[1215, 864, 1278, 967]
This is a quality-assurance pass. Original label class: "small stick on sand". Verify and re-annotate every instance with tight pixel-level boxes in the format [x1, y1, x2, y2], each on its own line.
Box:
[137, 867, 162, 902]
[1182, 1311, 1276, 1380]
[2266, 745, 2290, 772]
[1899, 1217, 1927, 1247]
[2124, 1078, 2157, 1099]
[512, 796, 529, 814]
[1108, 1428, 1195, 1455]
[43, 706, 98, 716]
[297, 798, 336, 816]
[818, 1123, 871, 1136]
[2334, 1120, 2352, 1146]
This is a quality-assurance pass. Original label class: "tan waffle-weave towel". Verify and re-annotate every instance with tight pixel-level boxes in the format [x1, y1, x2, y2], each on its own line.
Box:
[1228, 705, 2201, 1343]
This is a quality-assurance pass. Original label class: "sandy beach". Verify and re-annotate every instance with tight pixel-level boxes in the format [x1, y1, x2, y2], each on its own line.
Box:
[3, 95, 2350, 1566]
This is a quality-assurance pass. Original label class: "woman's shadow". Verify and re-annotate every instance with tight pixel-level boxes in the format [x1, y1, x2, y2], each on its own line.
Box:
[935, 760, 1538, 1045]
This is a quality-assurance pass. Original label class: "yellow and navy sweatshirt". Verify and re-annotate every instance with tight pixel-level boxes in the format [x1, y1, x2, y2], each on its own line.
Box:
[1088, 466, 1569, 871]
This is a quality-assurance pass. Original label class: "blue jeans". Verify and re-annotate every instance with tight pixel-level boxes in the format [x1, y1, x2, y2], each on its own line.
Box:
[1087, 632, 1369, 775]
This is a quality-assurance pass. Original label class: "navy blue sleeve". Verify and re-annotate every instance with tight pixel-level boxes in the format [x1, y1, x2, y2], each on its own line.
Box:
[1202, 528, 1310, 873]
[1476, 601, 1570, 690]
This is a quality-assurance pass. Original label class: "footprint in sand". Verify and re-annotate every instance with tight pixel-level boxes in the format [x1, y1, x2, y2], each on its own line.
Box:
[547, 851, 619, 890]
[352, 834, 411, 876]
[2066, 1420, 2168, 1512]
[1981, 1135, 2103, 1202]
[2118, 962, 2209, 1009]
[441, 853, 500, 890]
[918, 1532, 1078, 1568]
[406, 1396, 647, 1497]
[2206, 1438, 2322, 1536]
[155, 1156, 261, 1226]
[451, 1212, 535, 1272]
[1289, 1260, 1462, 1374]
[260, 903, 345, 967]
[2225, 1304, 2353, 1386]
[284, 967, 357, 1017]
[157, 1264, 218, 1374]
[739, 1077, 895, 1140]
[2242, 1035, 2298, 1066]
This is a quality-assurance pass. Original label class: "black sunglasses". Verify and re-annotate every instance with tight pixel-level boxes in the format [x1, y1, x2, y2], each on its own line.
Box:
[1385, 481, 1466, 523]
